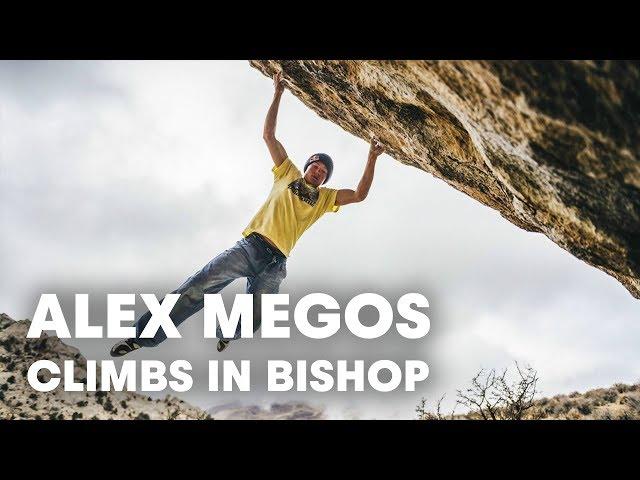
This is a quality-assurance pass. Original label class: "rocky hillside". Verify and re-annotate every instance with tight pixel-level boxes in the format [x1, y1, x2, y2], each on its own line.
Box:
[0, 314, 210, 420]
[534, 383, 640, 419]
[250, 61, 640, 299]
[447, 382, 640, 420]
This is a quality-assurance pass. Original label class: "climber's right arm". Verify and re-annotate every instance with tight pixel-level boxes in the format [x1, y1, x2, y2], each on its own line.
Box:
[263, 71, 288, 168]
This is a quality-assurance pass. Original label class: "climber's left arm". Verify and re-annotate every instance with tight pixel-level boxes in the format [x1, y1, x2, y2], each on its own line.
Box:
[336, 137, 385, 206]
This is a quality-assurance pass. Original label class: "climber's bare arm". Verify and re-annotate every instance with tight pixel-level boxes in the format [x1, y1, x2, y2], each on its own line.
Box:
[336, 137, 385, 206]
[263, 71, 288, 167]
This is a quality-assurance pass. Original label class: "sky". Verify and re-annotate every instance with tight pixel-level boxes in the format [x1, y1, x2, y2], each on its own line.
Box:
[1, 60, 639, 419]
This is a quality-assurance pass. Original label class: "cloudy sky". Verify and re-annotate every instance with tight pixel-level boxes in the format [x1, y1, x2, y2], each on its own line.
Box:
[2, 60, 639, 419]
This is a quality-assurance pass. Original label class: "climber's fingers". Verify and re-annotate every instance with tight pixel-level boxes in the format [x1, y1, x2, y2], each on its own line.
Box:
[273, 71, 284, 92]
[370, 135, 385, 155]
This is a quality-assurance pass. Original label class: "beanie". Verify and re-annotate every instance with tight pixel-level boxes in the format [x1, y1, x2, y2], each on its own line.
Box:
[303, 153, 334, 185]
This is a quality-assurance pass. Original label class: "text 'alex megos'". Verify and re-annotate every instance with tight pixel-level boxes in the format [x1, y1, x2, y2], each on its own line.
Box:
[28, 293, 430, 340]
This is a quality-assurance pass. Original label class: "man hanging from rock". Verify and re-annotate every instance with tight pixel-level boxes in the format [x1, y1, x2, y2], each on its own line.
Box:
[110, 71, 385, 356]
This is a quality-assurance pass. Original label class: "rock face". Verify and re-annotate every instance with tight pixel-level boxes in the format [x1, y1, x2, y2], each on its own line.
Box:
[250, 61, 640, 298]
[0, 314, 210, 420]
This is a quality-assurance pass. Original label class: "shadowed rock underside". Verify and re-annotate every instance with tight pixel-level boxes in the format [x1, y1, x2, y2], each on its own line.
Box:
[250, 60, 640, 298]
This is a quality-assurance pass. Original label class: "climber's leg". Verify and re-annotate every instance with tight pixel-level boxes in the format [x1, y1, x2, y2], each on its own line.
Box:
[217, 247, 287, 341]
[134, 240, 254, 347]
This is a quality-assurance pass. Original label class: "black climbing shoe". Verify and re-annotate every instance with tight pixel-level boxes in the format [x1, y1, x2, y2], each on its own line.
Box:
[110, 338, 142, 357]
[217, 339, 230, 352]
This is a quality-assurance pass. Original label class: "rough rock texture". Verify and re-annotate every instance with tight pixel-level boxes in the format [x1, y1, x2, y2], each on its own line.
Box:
[208, 401, 325, 420]
[250, 61, 640, 298]
[0, 314, 210, 420]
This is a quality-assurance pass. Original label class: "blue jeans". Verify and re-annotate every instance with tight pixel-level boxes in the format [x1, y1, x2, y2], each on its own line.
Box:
[134, 233, 287, 346]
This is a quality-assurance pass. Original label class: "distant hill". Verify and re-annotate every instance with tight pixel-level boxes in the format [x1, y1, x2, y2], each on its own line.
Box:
[208, 401, 325, 420]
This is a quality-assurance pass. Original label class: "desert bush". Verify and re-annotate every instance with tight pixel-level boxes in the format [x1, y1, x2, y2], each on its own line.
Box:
[195, 410, 212, 420]
[561, 400, 577, 413]
[585, 388, 619, 406]
[593, 409, 614, 420]
[103, 397, 115, 412]
[416, 395, 453, 420]
[165, 407, 182, 420]
[577, 402, 592, 416]
[417, 362, 540, 420]
[619, 410, 640, 420]
[95, 390, 107, 405]
[0, 337, 17, 351]
[614, 383, 631, 394]
[602, 389, 618, 403]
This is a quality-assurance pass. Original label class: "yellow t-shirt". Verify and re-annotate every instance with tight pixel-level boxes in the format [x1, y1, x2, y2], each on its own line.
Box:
[242, 157, 340, 256]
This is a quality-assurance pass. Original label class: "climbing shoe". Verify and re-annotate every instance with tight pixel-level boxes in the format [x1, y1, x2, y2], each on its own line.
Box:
[217, 339, 230, 352]
[110, 338, 142, 357]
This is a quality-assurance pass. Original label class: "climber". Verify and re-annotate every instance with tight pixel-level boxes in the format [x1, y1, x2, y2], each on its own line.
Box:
[110, 70, 385, 357]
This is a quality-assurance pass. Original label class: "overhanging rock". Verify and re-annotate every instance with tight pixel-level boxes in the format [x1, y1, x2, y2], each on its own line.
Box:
[250, 60, 640, 299]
